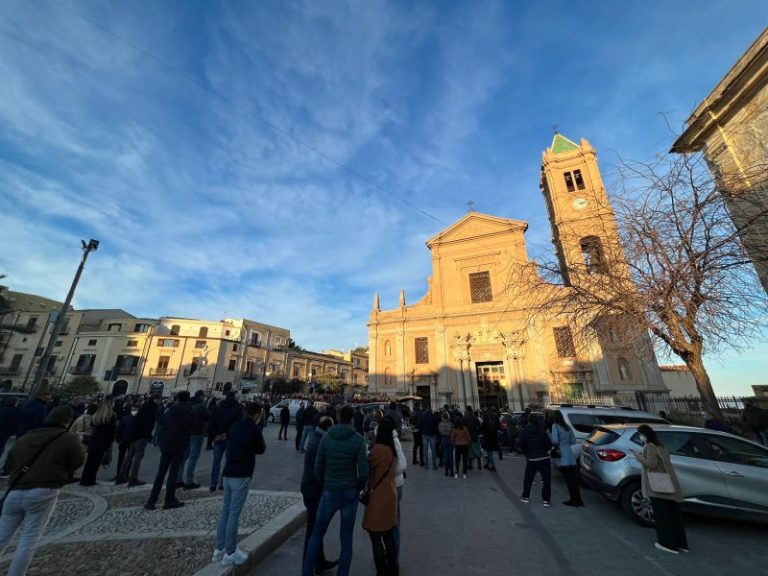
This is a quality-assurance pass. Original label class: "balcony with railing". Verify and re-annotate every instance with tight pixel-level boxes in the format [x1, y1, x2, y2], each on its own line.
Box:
[116, 366, 138, 375]
[69, 366, 94, 375]
[241, 369, 262, 380]
[0, 323, 36, 334]
[0, 366, 20, 375]
[149, 367, 175, 377]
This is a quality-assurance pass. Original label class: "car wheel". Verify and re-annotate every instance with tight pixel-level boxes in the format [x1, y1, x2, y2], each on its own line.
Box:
[620, 481, 654, 526]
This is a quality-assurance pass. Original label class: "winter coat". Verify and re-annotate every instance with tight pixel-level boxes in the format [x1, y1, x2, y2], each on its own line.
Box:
[463, 412, 480, 440]
[16, 399, 49, 437]
[210, 398, 243, 439]
[418, 410, 438, 435]
[188, 398, 211, 435]
[549, 423, 577, 467]
[636, 442, 684, 502]
[451, 427, 471, 446]
[362, 443, 397, 533]
[438, 420, 453, 437]
[480, 417, 499, 451]
[295, 407, 305, 430]
[301, 428, 327, 500]
[158, 401, 195, 454]
[280, 406, 290, 425]
[5, 424, 85, 489]
[132, 402, 157, 441]
[0, 404, 19, 439]
[301, 406, 319, 427]
[517, 422, 552, 461]
[116, 414, 133, 444]
[315, 423, 368, 491]
[353, 409, 364, 435]
[89, 416, 116, 453]
[222, 418, 265, 478]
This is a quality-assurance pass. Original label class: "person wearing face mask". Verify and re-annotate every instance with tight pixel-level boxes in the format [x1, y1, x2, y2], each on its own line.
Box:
[114, 395, 161, 486]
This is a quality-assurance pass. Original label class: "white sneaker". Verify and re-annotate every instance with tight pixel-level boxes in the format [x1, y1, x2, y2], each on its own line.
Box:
[221, 549, 248, 566]
[654, 543, 679, 555]
[211, 549, 225, 562]
[454, 473, 458, 479]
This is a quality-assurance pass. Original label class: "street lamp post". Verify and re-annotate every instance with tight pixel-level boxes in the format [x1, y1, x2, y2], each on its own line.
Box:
[29, 239, 99, 399]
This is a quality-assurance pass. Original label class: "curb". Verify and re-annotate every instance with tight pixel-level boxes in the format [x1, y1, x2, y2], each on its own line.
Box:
[192, 499, 307, 576]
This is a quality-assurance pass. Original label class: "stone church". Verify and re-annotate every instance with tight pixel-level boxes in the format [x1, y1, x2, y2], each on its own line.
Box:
[367, 134, 667, 410]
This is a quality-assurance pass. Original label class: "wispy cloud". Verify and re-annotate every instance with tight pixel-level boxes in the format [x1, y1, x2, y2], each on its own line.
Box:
[0, 1, 766, 392]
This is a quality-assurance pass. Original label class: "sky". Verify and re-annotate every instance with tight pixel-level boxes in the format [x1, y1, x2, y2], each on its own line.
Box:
[0, 1, 766, 394]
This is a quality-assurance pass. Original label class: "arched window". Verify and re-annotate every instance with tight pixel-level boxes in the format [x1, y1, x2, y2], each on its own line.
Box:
[580, 236, 607, 274]
[198, 326, 208, 338]
[384, 367, 392, 387]
[617, 357, 631, 381]
[384, 340, 392, 356]
[170, 324, 180, 336]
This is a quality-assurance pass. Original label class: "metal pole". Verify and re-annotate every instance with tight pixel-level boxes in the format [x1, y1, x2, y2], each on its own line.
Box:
[28, 239, 99, 399]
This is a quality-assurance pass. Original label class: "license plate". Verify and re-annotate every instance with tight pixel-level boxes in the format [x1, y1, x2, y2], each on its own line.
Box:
[582, 454, 593, 470]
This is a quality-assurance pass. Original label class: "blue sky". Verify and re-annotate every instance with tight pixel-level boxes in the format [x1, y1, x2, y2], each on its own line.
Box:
[0, 1, 766, 394]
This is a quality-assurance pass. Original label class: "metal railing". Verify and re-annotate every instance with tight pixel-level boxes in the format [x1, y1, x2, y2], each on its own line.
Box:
[149, 367, 175, 377]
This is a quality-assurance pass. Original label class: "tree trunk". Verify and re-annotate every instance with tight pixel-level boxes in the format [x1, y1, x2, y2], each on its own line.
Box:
[683, 353, 723, 420]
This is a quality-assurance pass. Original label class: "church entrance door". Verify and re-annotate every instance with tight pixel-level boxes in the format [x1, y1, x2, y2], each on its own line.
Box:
[476, 362, 506, 411]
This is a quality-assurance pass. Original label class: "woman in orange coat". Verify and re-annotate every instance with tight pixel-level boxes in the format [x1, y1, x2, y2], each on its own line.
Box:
[363, 418, 398, 576]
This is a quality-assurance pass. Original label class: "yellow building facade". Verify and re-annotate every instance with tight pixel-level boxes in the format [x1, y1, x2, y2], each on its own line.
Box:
[368, 136, 666, 410]
[672, 28, 768, 294]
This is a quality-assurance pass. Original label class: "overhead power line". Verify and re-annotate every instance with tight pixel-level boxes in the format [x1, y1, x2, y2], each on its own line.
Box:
[49, 0, 445, 225]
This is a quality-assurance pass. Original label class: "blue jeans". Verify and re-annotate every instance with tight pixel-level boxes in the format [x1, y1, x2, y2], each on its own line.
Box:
[302, 488, 358, 576]
[210, 441, 226, 489]
[0, 488, 59, 576]
[215, 477, 251, 554]
[183, 434, 204, 484]
[441, 437, 454, 473]
[422, 435, 437, 468]
[484, 447, 495, 468]
[392, 485, 403, 559]
[300, 425, 315, 451]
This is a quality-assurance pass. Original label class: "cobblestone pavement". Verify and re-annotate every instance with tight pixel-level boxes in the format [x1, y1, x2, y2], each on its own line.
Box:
[0, 482, 301, 576]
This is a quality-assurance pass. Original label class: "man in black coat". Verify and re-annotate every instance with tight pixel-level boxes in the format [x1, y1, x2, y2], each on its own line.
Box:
[16, 389, 51, 438]
[295, 402, 305, 452]
[517, 413, 553, 506]
[299, 400, 318, 453]
[116, 394, 160, 486]
[278, 405, 290, 440]
[182, 390, 211, 489]
[145, 391, 194, 510]
[209, 391, 244, 491]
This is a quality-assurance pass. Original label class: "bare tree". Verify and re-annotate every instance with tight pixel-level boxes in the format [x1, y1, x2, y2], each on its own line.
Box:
[519, 152, 768, 418]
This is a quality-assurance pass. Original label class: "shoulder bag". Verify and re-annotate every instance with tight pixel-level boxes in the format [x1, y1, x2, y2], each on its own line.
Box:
[359, 453, 394, 506]
[0, 431, 67, 513]
[645, 446, 675, 494]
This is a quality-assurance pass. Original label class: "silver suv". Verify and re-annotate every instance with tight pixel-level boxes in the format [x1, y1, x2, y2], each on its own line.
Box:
[580, 424, 768, 526]
[544, 405, 668, 459]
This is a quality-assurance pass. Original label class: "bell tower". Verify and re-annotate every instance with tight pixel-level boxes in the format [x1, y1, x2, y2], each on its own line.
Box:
[540, 134, 628, 286]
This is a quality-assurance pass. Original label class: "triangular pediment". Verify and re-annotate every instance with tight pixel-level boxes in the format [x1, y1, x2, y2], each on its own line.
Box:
[427, 212, 528, 248]
[551, 133, 580, 154]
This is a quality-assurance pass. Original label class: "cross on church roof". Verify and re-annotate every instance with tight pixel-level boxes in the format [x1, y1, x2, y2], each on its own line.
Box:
[467, 199, 475, 212]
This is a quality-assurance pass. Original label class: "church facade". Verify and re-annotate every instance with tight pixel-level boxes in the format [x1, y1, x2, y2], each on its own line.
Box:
[367, 135, 667, 410]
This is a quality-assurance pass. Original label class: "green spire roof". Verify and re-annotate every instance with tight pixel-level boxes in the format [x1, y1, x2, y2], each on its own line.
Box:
[551, 133, 580, 154]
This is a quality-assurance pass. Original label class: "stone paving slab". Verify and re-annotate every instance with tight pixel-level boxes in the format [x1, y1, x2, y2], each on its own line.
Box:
[0, 482, 304, 576]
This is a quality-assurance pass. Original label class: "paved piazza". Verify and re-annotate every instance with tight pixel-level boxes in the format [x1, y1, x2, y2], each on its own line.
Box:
[0, 482, 301, 576]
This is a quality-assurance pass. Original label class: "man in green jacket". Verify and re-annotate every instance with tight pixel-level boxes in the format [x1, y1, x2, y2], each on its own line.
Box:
[302, 405, 368, 576]
[0, 405, 85, 575]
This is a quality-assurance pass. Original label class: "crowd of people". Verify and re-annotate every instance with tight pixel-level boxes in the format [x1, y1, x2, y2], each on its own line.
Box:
[2, 384, 765, 574]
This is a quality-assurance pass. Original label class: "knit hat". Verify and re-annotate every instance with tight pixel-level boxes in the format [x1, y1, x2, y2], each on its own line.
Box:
[46, 405, 74, 427]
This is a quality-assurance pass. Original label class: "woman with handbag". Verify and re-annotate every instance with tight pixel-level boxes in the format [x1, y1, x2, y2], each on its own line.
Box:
[79, 400, 116, 486]
[634, 424, 688, 554]
[0, 406, 85, 576]
[549, 411, 583, 507]
[363, 418, 398, 576]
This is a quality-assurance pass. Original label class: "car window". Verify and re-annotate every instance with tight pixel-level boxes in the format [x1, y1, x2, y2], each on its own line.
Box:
[585, 428, 620, 446]
[700, 434, 768, 468]
[566, 413, 599, 434]
[657, 431, 704, 458]
[605, 415, 668, 425]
